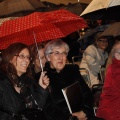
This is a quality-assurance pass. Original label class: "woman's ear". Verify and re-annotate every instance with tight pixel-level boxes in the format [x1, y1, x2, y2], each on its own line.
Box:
[114, 53, 120, 60]
[96, 41, 99, 46]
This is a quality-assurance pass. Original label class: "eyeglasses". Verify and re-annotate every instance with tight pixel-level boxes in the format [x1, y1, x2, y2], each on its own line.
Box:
[15, 54, 32, 61]
[116, 52, 120, 54]
[49, 51, 68, 57]
[98, 39, 108, 43]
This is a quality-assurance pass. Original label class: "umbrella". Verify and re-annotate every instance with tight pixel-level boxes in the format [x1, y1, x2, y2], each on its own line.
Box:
[42, 1, 57, 8]
[65, 3, 83, 15]
[80, 24, 110, 40]
[0, 0, 46, 18]
[80, 0, 120, 21]
[0, 9, 87, 50]
[0, 17, 18, 25]
[100, 22, 120, 37]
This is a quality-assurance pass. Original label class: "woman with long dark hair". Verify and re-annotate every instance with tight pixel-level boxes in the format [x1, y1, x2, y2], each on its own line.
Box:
[0, 42, 49, 120]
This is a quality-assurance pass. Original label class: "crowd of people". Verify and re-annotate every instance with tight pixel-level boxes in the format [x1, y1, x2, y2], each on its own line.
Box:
[0, 38, 107, 120]
[0, 31, 120, 120]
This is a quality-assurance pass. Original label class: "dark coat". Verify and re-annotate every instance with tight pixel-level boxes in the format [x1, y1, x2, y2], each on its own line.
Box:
[0, 72, 49, 120]
[44, 63, 95, 120]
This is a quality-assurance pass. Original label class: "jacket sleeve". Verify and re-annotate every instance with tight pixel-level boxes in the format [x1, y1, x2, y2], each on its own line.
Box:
[84, 46, 101, 74]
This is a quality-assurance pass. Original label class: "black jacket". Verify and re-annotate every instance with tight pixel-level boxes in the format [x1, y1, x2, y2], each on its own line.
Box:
[0, 72, 49, 120]
[44, 63, 95, 120]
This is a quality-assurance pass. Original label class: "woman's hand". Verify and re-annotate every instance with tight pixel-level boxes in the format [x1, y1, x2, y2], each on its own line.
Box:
[72, 111, 87, 120]
[39, 71, 49, 89]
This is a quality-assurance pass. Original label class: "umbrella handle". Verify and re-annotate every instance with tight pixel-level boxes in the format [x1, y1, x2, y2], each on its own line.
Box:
[33, 31, 43, 72]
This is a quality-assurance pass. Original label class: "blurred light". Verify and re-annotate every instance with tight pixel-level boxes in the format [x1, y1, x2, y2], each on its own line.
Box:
[82, 28, 84, 31]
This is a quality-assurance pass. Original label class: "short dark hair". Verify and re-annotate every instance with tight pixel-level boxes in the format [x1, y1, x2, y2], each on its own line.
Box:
[97, 36, 109, 41]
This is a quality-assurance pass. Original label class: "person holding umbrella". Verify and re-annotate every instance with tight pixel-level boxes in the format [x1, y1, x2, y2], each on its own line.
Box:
[43, 39, 104, 120]
[0, 42, 49, 120]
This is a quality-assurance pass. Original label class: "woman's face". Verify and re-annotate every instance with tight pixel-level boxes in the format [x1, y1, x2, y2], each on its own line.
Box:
[96, 38, 108, 50]
[47, 46, 67, 72]
[10, 48, 30, 76]
[34, 48, 46, 72]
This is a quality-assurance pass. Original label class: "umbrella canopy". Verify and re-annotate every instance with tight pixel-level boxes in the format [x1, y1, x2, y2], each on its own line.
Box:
[0, 0, 46, 18]
[0, 17, 18, 25]
[100, 22, 120, 37]
[65, 3, 83, 15]
[80, 24, 110, 40]
[0, 9, 87, 50]
[80, 0, 120, 21]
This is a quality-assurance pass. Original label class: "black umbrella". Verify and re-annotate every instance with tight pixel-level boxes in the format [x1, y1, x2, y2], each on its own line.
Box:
[64, 3, 84, 15]
[80, 24, 110, 40]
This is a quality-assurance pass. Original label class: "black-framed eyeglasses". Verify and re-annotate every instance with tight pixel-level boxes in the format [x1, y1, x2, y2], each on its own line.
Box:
[15, 54, 32, 61]
[98, 39, 108, 43]
[49, 51, 68, 57]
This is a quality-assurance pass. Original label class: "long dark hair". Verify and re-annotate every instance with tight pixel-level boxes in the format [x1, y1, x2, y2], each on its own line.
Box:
[0, 42, 33, 86]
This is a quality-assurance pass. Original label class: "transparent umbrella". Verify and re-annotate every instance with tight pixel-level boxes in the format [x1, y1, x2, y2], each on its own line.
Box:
[80, 0, 120, 21]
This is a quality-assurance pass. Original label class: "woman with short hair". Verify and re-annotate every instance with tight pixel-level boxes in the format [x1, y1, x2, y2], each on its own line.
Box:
[80, 36, 108, 86]
[43, 39, 103, 120]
